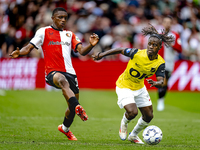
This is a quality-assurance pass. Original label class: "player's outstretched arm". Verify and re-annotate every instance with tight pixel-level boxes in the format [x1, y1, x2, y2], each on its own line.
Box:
[92, 47, 125, 60]
[9, 43, 35, 58]
[146, 77, 164, 88]
[77, 33, 99, 56]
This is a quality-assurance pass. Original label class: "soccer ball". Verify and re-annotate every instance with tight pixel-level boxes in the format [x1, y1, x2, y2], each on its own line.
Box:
[142, 125, 162, 145]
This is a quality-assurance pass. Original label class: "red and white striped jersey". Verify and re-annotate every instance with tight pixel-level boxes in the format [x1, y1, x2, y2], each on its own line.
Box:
[158, 31, 182, 72]
[30, 26, 82, 76]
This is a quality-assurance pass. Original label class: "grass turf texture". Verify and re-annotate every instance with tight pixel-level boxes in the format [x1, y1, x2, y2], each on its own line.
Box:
[0, 90, 200, 150]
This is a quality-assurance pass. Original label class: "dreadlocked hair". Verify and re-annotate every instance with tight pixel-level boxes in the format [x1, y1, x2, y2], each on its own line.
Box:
[141, 24, 175, 47]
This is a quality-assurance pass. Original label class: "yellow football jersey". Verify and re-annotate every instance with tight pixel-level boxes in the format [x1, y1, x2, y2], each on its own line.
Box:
[116, 49, 165, 90]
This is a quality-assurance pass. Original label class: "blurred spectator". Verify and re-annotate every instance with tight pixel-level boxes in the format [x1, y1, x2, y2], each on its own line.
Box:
[99, 33, 115, 60]
[0, 6, 9, 34]
[171, 17, 184, 34]
[15, 16, 34, 42]
[91, 16, 111, 39]
[76, 8, 95, 33]
[158, 0, 177, 15]
[180, 1, 196, 22]
[78, 31, 101, 61]
[1, 26, 16, 58]
[181, 21, 192, 58]
[112, 22, 133, 62]
[185, 26, 200, 61]
[1, 0, 200, 62]
[35, 2, 55, 27]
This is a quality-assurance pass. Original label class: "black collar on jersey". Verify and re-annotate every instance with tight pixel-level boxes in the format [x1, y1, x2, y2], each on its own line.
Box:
[51, 25, 63, 31]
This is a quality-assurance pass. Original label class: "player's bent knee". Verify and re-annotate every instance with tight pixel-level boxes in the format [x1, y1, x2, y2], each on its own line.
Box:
[126, 109, 138, 119]
[58, 76, 70, 89]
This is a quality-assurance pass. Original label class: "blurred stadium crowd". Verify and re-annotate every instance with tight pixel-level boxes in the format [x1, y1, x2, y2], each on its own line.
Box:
[0, 0, 200, 62]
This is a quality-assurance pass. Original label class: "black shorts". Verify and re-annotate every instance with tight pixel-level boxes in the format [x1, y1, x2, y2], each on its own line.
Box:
[165, 70, 171, 80]
[45, 71, 79, 94]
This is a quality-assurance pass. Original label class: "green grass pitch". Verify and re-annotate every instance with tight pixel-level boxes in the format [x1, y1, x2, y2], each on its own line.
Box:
[0, 89, 200, 150]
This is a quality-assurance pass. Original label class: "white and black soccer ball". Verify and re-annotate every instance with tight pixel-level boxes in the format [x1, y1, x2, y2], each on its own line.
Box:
[142, 125, 162, 145]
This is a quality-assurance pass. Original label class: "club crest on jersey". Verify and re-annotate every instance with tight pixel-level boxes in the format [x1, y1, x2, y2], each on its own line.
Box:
[150, 68, 156, 72]
[66, 33, 71, 37]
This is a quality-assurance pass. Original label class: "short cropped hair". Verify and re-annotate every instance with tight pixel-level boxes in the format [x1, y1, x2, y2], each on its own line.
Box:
[52, 7, 67, 16]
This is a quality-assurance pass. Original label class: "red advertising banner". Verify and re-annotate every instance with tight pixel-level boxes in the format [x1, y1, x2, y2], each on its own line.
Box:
[72, 59, 157, 90]
[0, 58, 45, 90]
[72, 59, 126, 89]
[0, 58, 199, 91]
[168, 60, 200, 91]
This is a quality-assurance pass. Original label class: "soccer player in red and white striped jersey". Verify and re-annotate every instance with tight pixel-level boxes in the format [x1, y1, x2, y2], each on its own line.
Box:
[10, 7, 99, 140]
[157, 16, 182, 111]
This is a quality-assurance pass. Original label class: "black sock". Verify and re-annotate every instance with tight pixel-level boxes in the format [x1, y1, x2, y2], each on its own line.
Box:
[68, 97, 79, 112]
[63, 116, 74, 127]
[158, 86, 168, 99]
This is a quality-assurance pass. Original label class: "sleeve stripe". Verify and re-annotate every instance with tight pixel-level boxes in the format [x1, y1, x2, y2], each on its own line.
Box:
[30, 42, 38, 49]
[74, 42, 82, 52]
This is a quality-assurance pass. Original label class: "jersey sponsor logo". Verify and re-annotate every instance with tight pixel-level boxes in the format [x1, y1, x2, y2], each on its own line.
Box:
[129, 68, 153, 79]
[48, 41, 70, 46]
[66, 33, 71, 37]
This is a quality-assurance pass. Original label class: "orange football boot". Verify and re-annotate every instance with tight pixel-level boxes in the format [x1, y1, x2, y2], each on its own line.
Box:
[75, 105, 88, 121]
[58, 125, 77, 141]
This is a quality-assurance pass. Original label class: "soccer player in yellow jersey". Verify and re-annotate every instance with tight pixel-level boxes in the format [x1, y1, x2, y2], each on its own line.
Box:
[93, 24, 175, 144]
